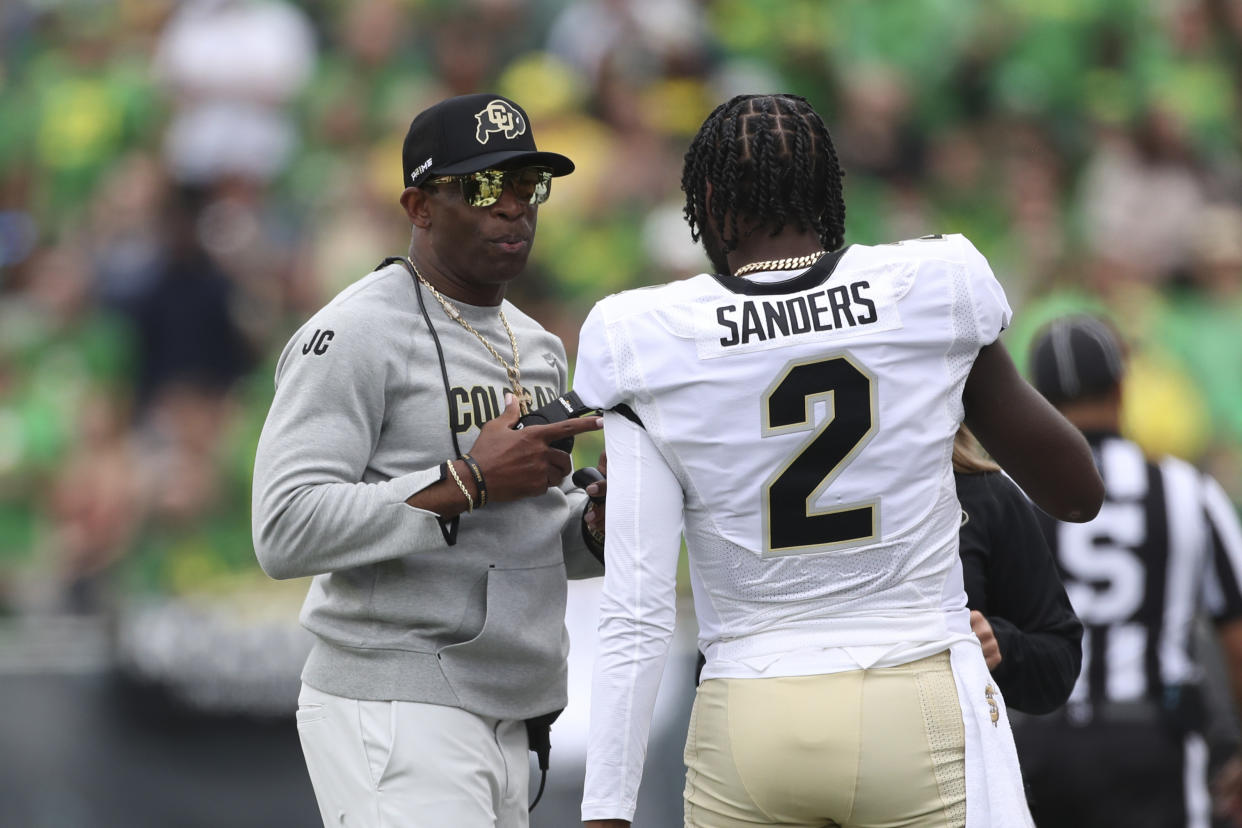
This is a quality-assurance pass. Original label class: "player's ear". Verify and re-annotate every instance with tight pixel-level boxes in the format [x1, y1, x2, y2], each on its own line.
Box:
[400, 187, 433, 229]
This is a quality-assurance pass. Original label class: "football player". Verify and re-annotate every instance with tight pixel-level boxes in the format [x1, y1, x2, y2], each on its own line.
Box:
[574, 93, 1103, 828]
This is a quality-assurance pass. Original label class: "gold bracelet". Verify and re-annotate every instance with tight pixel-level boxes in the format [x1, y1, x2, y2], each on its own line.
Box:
[445, 459, 475, 512]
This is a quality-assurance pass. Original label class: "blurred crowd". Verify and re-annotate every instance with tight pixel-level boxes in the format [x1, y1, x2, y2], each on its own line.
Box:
[1, 0, 1241, 624]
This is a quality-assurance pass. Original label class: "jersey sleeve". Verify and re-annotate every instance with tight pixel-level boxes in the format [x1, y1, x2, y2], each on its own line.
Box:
[581, 409, 684, 822]
[573, 301, 624, 410]
[1201, 475, 1242, 624]
[955, 234, 1013, 346]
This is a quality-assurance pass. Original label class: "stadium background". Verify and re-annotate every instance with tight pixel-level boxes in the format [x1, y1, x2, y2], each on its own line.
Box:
[1, 0, 1241, 825]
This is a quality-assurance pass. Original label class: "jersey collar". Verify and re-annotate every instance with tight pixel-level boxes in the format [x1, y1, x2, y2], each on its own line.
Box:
[709, 246, 851, 296]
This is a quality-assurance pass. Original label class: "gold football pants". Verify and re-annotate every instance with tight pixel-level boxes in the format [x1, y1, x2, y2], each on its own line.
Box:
[683, 651, 966, 828]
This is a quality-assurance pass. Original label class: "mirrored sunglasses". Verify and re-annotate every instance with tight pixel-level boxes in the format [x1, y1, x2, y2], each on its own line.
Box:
[429, 167, 553, 207]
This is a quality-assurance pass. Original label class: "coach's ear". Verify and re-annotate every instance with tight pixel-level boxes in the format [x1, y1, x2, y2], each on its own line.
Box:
[400, 187, 433, 229]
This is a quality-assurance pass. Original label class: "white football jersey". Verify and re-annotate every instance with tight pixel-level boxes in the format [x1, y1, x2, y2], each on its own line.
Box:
[575, 234, 1013, 820]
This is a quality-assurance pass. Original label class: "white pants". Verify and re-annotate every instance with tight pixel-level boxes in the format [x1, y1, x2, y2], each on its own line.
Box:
[296, 683, 530, 828]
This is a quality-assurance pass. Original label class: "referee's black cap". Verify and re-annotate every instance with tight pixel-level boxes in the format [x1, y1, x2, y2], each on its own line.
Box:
[1029, 314, 1126, 404]
[401, 93, 574, 189]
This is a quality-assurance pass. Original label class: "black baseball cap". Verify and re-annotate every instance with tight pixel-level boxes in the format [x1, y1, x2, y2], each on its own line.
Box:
[401, 93, 575, 189]
[1029, 314, 1126, 404]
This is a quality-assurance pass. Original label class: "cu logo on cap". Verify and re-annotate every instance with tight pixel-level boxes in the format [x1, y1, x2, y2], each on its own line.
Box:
[475, 100, 526, 144]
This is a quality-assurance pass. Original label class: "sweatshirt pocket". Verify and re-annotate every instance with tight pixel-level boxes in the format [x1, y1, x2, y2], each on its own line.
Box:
[436, 562, 568, 718]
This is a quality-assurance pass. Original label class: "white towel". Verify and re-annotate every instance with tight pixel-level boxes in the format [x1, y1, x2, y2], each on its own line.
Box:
[949, 636, 1036, 827]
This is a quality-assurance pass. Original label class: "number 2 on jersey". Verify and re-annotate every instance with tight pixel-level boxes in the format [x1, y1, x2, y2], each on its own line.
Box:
[762, 355, 878, 556]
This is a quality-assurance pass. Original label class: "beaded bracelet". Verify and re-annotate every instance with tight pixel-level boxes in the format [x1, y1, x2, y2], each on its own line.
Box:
[460, 453, 488, 508]
[444, 459, 475, 512]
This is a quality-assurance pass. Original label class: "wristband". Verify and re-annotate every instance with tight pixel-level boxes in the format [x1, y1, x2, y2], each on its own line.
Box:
[445, 459, 475, 512]
[461, 453, 488, 508]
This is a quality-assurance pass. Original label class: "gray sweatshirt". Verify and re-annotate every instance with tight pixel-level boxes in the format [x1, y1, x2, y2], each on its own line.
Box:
[252, 261, 602, 720]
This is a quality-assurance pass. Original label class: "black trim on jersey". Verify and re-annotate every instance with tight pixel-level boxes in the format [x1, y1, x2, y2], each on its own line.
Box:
[612, 403, 644, 429]
[709, 247, 851, 296]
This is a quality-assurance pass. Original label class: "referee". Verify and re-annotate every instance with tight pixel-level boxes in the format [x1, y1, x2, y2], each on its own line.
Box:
[1016, 314, 1242, 828]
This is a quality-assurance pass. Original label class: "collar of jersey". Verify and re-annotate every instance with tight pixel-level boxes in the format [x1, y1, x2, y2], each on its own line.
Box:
[710, 246, 851, 296]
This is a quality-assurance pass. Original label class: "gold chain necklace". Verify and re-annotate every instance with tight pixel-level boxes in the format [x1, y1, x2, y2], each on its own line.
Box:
[407, 257, 531, 415]
[732, 250, 825, 277]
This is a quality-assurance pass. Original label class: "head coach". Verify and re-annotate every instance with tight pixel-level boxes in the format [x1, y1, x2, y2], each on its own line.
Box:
[251, 93, 606, 828]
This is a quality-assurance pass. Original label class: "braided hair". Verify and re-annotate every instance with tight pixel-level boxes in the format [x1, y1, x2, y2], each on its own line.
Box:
[681, 94, 846, 260]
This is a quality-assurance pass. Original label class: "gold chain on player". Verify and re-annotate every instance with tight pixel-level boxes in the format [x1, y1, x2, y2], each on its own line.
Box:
[733, 250, 825, 277]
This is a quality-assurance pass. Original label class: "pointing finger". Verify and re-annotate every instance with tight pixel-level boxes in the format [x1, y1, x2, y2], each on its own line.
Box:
[532, 416, 604, 442]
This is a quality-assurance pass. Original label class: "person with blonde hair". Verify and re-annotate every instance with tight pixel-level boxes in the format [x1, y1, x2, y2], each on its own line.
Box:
[953, 426, 1083, 713]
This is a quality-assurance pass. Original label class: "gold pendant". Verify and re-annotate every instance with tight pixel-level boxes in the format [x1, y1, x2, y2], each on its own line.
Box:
[517, 384, 533, 414]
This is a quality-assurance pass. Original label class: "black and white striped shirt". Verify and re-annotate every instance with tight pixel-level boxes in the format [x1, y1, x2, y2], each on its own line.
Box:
[1037, 431, 1242, 715]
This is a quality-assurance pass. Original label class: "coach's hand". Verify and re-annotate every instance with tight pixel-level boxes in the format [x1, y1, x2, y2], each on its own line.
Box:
[584, 820, 630, 828]
[468, 393, 603, 502]
[970, 610, 1002, 669]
